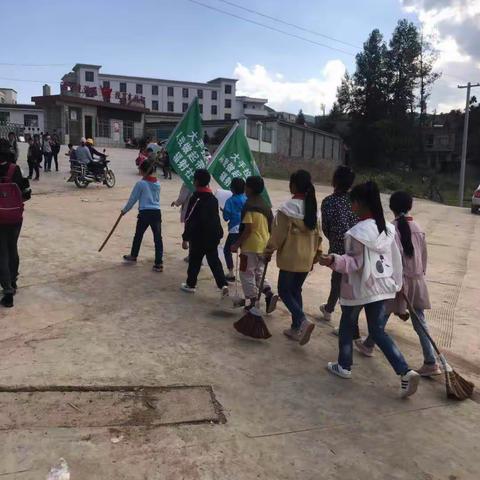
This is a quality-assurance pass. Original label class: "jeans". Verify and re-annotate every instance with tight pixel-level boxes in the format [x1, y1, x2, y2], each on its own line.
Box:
[0, 223, 22, 295]
[28, 160, 40, 179]
[278, 270, 309, 330]
[364, 310, 436, 365]
[187, 243, 227, 289]
[325, 271, 342, 313]
[223, 233, 240, 271]
[52, 152, 59, 171]
[44, 152, 52, 170]
[131, 210, 163, 265]
[338, 300, 410, 375]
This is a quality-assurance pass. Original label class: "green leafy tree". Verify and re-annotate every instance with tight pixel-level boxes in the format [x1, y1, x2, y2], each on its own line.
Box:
[336, 71, 354, 114]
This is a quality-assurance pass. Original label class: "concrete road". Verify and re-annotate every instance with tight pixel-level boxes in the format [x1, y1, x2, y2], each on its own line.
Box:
[1, 145, 479, 479]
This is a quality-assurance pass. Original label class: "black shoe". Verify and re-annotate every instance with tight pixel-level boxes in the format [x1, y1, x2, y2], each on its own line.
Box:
[1, 294, 14, 308]
[27, 176, 32, 180]
[265, 291, 279, 314]
[226, 274, 236, 283]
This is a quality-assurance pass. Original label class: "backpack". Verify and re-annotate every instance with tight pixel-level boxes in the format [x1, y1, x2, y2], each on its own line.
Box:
[0, 164, 24, 224]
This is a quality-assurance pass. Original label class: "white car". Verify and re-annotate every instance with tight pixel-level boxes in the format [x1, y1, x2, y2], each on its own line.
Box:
[472, 185, 480, 214]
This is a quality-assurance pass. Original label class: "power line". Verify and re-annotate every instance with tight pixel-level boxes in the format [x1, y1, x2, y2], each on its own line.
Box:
[0, 76, 60, 84]
[216, 0, 361, 49]
[0, 63, 69, 67]
[186, 0, 356, 56]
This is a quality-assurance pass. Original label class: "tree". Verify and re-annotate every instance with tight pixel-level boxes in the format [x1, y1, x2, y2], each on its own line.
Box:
[418, 34, 441, 124]
[387, 19, 422, 119]
[336, 71, 354, 114]
[353, 29, 388, 122]
[296, 109, 306, 125]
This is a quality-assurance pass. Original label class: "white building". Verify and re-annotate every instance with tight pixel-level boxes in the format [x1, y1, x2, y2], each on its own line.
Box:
[234, 96, 269, 118]
[0, 88, 17, 104]
[61, 64, 242, 121]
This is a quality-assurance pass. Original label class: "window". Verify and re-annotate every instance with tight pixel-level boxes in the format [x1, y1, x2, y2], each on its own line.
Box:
[225, 99, 231, 108]
[167, 101, 174, 112]
[211, 105, 217, 115]
[225, 113, 231, 120]
[97, 118, 110, 138]
[123, 120, 134, 141]
[243, 103, 247, 108]
[152, 85, 159, 95]
[426, 135, 434, 148]
[225, 84, 232, 94]
[182, 88, 189, 98]
[182, 103, 188, 112]
[167, 86, 174, 96]
[120, 82, 127, 93]
[152, 100, 159, 111]
[24, 114, 39, 127]
[211, 90, 217, 100]
[102, 80, 110, 89]
[197, 89, 203, 99]
[0, 111, 10, 123]
[85, 71, 94, 82]
[199, 104, 203, 114]
[136, 84, 143, 94]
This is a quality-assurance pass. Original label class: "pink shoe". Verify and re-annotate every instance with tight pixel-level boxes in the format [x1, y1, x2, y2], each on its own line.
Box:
[415, 363, 442, 377]
[354, 339, 374, 357]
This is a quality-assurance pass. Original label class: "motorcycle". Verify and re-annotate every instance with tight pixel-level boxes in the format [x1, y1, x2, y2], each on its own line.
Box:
[68, 153, 116, 189]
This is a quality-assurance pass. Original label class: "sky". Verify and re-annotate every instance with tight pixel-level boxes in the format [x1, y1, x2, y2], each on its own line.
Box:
[1, 0, 479, 115]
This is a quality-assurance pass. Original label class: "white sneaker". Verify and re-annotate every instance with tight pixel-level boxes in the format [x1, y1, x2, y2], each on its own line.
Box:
[180, 283, 196, 293]
[319, 304, 332, 321]
[298, 318, 315, 346]
[400, 370, 420, 398]
[327, 362, 352, 379]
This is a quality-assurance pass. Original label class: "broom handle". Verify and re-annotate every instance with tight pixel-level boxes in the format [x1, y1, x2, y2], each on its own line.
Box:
[98, 213, 123, 252]
[402, 293, 442, 357]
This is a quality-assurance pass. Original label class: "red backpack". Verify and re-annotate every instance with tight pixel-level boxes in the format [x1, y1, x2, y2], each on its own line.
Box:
[0, 164, 24, 224]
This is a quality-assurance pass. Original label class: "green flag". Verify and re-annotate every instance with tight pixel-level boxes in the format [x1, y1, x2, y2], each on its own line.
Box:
[166, 97, 205, 191]
[208, 122, 271, 206]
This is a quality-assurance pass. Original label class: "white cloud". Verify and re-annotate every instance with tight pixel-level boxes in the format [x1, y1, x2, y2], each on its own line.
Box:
[400, 0, 480, 112]
[233, 60, 346, 115]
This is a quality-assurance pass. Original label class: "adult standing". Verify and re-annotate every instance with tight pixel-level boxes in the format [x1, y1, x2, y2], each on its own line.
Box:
[51, 134, 61, 172]
[7, 132, 18, 164]
[27, 135, 42, 181]
[0, 139, 31, 308]
[42, 134, 53, 172]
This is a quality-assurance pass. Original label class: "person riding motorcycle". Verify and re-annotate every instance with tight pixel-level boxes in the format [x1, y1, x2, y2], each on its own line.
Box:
[85, 138, 107, 178]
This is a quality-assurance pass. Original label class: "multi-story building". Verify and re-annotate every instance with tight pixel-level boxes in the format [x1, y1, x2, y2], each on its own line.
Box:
[60, 64, 239, 121]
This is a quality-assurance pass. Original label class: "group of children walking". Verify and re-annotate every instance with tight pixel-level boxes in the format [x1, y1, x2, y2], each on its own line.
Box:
[121, 159, 439, 399]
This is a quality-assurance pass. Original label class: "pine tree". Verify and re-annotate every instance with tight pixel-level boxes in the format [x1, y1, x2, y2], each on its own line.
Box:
[336, 71, 354, 114]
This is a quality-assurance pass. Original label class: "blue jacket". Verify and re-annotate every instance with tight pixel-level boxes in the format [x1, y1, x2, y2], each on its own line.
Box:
[223, 193, 247, 233]
[123, 178, 160, 213]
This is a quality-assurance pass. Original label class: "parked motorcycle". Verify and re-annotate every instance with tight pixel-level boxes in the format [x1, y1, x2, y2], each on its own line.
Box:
[68, 156, 116, 189]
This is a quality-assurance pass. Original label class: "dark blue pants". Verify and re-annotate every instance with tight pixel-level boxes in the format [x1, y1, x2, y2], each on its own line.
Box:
[131, 209, 163, 265]
[338, 300, 409, 375]
[223, 233, 240, 271]
[278, 270, 309, 330]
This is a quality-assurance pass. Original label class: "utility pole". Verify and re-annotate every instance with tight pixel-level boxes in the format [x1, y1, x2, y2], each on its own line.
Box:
[458, 82, 480, 206]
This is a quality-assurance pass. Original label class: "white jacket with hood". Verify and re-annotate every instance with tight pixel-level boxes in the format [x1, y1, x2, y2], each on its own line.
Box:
[332, 218, 403, 306]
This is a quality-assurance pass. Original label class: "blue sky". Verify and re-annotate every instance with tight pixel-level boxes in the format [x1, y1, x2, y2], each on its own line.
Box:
[2, 0, 477, 114]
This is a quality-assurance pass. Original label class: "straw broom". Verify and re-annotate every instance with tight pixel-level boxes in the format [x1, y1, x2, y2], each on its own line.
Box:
[233, 260, 271, 339]
[403, 294, 474, 401]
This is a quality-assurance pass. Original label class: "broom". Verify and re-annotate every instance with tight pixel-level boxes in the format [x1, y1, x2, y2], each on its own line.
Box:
[403, 294, 474, 401]
[98, 212, 124, 252]
[233, 260, 271, 339]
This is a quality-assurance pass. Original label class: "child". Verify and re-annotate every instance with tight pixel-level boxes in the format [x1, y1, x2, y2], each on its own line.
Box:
[122, 159, 164, 272]
[181, 169, 229, 297]
[265, 170, 322, 345]
[27, 137, 41, 181]
[231, 176, 277, 313]
[319, 165, 358, 321]
[319, 181, 420, 398]
[223, 177, 247, 282]
[358, 192, 440, 376]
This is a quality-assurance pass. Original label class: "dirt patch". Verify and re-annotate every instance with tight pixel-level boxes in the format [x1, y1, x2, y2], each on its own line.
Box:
[0, 385, 225, 430]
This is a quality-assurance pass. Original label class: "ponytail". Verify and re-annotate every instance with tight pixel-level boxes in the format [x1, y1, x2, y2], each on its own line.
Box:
[350, 181, 387, 235]
[390, 191, 414, 257]
[290, 169, 318, 230]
